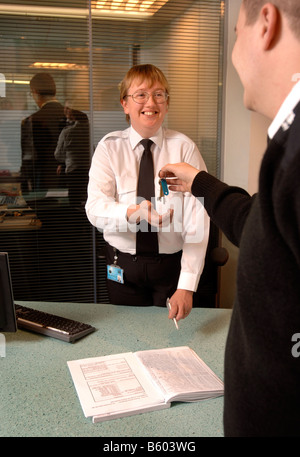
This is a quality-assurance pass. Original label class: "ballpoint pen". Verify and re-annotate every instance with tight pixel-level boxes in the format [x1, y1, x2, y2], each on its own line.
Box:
[166, 298, 179, 330]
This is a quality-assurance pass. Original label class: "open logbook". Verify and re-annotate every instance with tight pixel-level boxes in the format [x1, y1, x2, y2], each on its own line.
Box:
[67, 346, 224, 423]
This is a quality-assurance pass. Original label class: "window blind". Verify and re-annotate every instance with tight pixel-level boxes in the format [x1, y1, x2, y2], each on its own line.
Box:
[0, 0, 225, 304]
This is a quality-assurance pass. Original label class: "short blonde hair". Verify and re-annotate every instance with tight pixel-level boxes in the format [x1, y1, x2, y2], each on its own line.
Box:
[119, 64, 170, 123]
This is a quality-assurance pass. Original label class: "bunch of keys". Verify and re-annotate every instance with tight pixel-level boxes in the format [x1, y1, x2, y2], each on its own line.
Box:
[158, 177, 169, 202]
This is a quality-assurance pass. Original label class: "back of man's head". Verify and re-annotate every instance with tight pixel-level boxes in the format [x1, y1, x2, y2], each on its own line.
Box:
[30, 73, 56, 96]
[243, 0, 300, 40]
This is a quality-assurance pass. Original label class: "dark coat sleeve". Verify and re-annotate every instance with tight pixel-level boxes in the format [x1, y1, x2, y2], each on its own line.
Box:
[191, 171, 254, 247]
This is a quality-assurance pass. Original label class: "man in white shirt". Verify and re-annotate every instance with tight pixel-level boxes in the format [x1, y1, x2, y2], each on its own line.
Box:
[86, 64, 209, 321]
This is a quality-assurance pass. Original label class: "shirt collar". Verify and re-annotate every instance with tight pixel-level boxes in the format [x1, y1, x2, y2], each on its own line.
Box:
[40, 99, 59, 108]
[129, 126, 163, 150]
[268, 80, 300, 139]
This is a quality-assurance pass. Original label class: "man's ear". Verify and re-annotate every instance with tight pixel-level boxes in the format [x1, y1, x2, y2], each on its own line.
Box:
[259, 3, 279, 50]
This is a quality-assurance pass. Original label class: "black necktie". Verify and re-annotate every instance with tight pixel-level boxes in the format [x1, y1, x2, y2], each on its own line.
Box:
[136, 139, 159, 255]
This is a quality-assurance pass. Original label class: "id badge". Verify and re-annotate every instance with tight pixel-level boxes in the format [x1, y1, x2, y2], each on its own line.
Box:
[107, 264, 124, 284]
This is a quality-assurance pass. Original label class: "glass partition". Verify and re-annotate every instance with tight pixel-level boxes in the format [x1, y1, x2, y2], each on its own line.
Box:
[0, 0, 225, 304]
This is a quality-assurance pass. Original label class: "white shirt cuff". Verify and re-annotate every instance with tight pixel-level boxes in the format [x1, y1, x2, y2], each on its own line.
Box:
[177, 271, 200, 292]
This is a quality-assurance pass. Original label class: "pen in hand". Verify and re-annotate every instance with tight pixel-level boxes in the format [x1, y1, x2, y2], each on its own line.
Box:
[166, 298, 179, 330]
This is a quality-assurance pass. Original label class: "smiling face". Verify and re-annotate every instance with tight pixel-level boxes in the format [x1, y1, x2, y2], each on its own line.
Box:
[121, 78, 169, 138]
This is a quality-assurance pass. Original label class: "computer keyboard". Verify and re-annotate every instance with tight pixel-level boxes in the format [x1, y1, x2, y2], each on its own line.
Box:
[15, 304, 95, 343]
[0, 195, 27, 207]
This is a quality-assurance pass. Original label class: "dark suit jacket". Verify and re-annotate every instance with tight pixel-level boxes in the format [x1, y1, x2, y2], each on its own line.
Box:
[21, 101, 65, 190]
[192, 101, 300, 436]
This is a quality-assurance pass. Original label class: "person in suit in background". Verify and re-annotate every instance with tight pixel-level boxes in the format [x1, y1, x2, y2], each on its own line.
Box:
[21, 73, 65, 191]
[160, 0, 300, 436]
[55, 103, 90, 207]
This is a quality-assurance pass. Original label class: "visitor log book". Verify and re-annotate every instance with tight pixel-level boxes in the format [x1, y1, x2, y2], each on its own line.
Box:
[67, 346, 224, 423]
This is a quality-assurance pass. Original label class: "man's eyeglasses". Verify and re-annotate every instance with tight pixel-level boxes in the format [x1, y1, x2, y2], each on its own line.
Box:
[124, 90, 169, 104]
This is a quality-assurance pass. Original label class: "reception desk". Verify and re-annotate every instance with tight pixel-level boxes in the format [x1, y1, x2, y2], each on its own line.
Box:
[1, 302, 232, 438]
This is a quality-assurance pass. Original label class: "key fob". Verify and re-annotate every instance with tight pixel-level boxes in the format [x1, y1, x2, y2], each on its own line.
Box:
[160, 178, 169, 196]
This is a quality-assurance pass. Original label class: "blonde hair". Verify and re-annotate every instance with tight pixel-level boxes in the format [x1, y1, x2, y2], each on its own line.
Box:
[242, 0, 300, 40]
[119, 64, 170, 123]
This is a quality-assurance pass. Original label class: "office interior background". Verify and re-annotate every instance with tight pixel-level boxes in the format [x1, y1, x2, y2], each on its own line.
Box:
[0, 0, 270, 308]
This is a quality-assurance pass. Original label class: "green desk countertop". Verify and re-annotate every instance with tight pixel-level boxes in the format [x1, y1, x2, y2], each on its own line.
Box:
[0, 301, 232, 438]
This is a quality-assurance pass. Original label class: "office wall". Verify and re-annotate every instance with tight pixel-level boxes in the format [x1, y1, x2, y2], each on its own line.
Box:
[219, 0, 270, 308]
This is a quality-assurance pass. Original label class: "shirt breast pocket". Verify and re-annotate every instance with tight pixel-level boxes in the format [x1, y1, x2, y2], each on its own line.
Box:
[115, 175, 137, 204]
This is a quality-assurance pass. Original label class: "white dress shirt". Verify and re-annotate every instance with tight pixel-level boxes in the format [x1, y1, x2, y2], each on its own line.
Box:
[86, 125, 210, 292]
[268, 80, 300, 139]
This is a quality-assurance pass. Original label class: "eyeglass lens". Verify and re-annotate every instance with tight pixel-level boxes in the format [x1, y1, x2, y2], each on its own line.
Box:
[131, 91, 168, 104]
